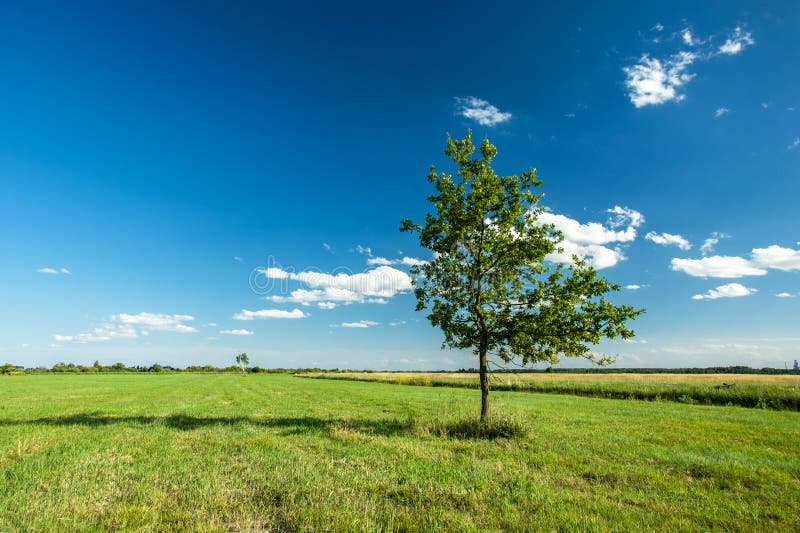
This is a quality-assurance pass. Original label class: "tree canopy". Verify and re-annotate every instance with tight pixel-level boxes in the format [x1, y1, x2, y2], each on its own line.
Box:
[401, 132, 644, 420]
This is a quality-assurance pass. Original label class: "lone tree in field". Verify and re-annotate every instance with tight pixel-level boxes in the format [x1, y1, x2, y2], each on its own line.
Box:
[401, 132, 644, 421]
[235, 352, 250, 374]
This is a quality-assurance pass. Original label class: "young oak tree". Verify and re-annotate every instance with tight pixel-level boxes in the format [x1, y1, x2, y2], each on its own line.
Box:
[401, 132, 644, 421]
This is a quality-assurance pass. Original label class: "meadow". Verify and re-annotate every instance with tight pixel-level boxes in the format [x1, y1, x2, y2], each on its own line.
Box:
[1, 373, 799, 531]
[302, 372, 800, 410]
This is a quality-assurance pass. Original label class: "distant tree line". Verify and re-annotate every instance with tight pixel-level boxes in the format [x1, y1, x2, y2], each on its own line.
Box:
[1, 362, 798, 375]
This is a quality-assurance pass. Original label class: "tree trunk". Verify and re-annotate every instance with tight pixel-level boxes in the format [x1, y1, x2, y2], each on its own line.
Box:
[479, 344, 489, 422]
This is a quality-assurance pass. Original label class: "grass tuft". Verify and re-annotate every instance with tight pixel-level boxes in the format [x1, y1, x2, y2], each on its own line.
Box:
[430, 413, 530, 440]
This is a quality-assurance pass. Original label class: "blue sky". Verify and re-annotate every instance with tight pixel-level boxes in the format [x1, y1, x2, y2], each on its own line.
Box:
[1, 1, 798, 369]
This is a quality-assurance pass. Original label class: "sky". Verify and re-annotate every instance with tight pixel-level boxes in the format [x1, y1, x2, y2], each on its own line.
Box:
[1, 1, 798, 370]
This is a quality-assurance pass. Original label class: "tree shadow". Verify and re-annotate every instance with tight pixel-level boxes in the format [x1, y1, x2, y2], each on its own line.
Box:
[0, 412, 417, 437]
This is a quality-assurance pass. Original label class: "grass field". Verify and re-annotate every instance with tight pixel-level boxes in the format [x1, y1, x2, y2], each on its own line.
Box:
[301, 372, 800, 410]
[1, 374, 799, 531]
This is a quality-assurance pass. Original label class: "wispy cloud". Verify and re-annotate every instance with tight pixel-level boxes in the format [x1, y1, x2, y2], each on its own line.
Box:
[233, 308, 308, 320]
[366, 256, 427, 267]
[353, 244, 372, 256]
[788, 137, 800, 150]
[718, 27, 755, 55]
[53, 312, 196, 343]
[700, 232, 730, 256]
[322, 243, 333, 253]
[624, 284, 646, 290]
[38, 267, 71, 275]
[339, 320, 379, 329]
[645, 231, 692, 250]
[455, 97, 512, 127]
[776, 292, 795, 298]
[220, 329, 254, 336]
[714, 107, 731, 118]
[624, 24, 754, 107]
[692, 283, 756, 300]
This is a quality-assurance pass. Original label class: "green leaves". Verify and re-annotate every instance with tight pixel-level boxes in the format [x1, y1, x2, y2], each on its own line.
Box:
[402, 132, 644, 368]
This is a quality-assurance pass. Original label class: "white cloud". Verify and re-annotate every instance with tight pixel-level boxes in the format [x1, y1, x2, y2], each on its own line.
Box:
[760, 102, 769, 110]
[751, 245, 800, 271]
[719, 27, 755, 55]
[388, 320, 407, 326]
[340, 320, 379, 329]
[354, 245, 372, 256]
[455, 97, 512, 127]
[261, 264, 412, 309]
[671, 245, 800, 278]
[692, 283, 757, 300]
[233, 308, 308, 320]
[788, 137, 800, 150]
[623, 52, 696, 107]
[113, 313, 197, 333]
[625, 284, 644, 290]
[652, 23, 664, 32]
[233, 256, 244, 263]
[38, 267, 71, 275]
[700, 232, 729, 256]
[776, 292, 795, 298]
[671, 256, 767, 278]
[322, 243, 333, 253]
[645, 231, 692, 250]
[220, 329, 254, 336]
[537, 206, 644, 269]
[366, 256, 427, 267]
[203, 322, 218, 327]
[262, 267, 289, 279]
[714, 107, 731, 118]
[682, 29, 694, 46]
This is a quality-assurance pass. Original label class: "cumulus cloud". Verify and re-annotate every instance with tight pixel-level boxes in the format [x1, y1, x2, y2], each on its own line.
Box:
[455, 97, 512, 127]
[340, 320, 379, 328]
[233, 308, 307, 320]
[672, 244, 800, 278]
[220, 329, 254, 336]
[536, 206, 644, 269]
[623, 52, 696, 107]
[671, 256, 767, 278]
[718, 27, 755, 55]
[692, 283, 757, 300]
[751, 245, 800, 271]
[261, 265, 412, 310]
[682, 29, 695, 46]
[645, 231, 692, 250]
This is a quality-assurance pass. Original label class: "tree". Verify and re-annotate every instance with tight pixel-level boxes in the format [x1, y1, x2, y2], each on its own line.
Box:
[793, 360, 799, 372]
[235, 353, 250, 374]
[401, 132, 644, 421]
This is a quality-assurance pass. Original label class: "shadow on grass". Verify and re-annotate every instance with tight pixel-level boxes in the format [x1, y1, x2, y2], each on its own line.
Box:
[0, 412, 528, 439]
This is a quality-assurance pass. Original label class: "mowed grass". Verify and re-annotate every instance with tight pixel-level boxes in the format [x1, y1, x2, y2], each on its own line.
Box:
[303, 372, 800, 410]
[1, 374, 798, 531]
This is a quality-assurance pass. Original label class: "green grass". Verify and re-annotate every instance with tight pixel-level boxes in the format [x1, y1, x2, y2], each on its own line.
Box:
[1, 374, 799, 531]
[301, 372, 800, 410]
